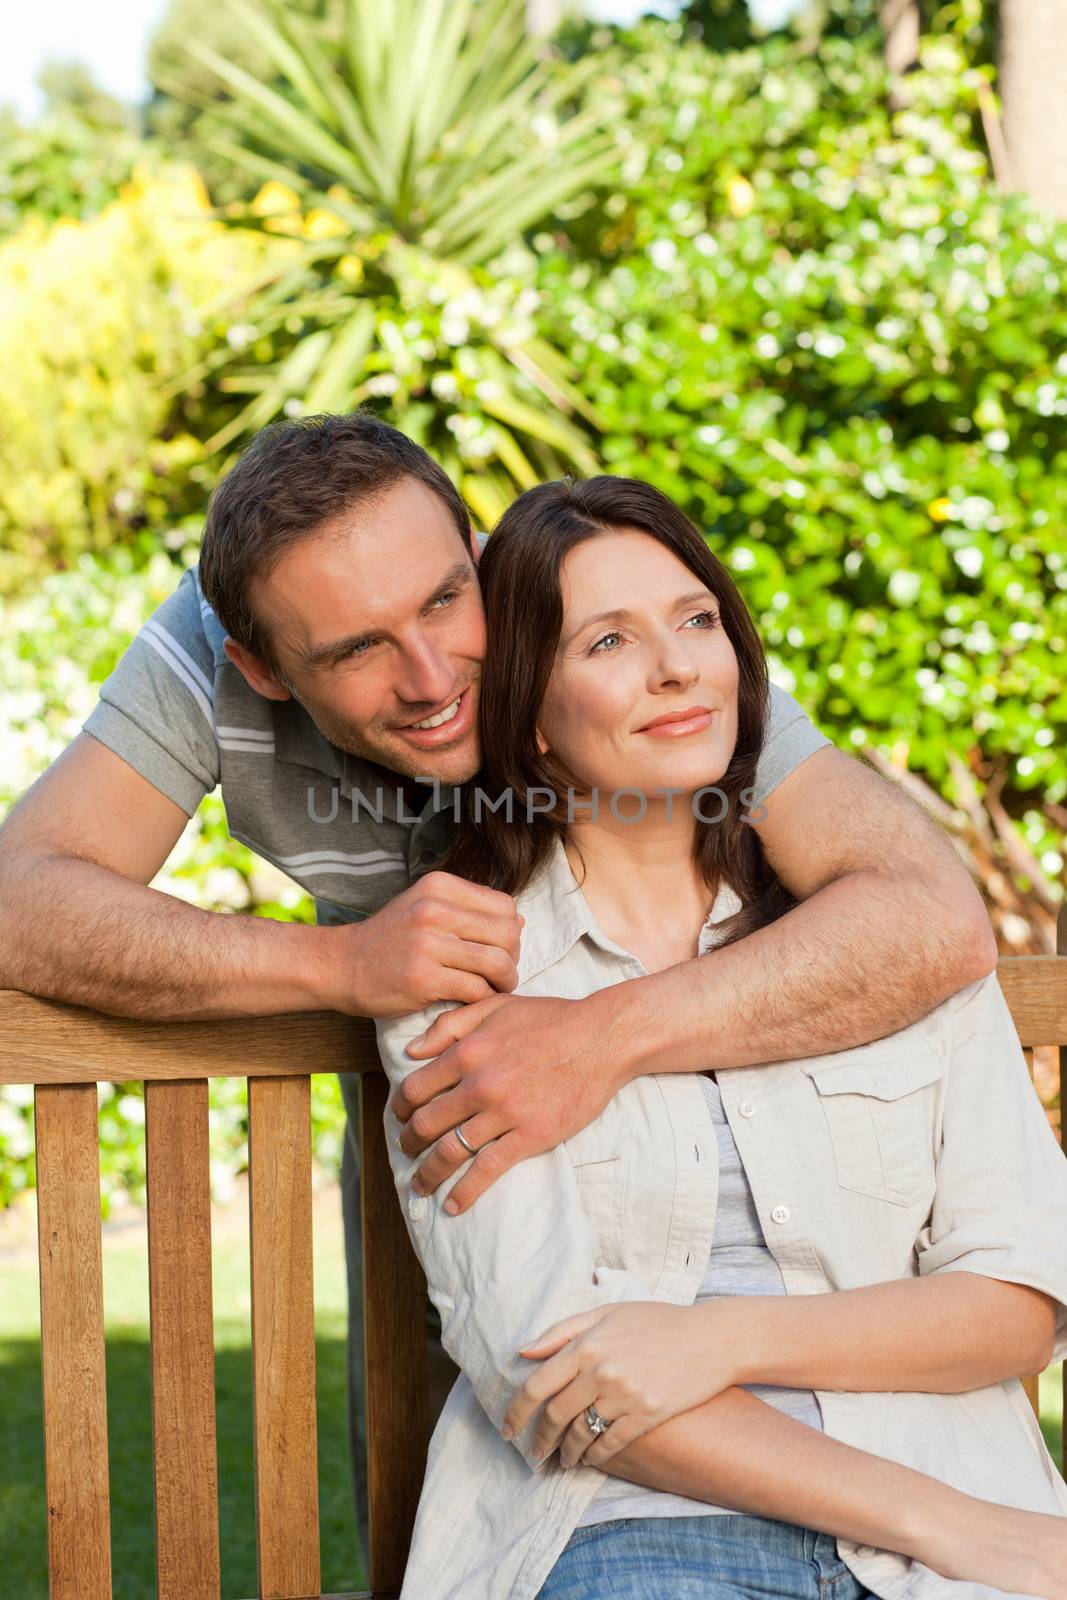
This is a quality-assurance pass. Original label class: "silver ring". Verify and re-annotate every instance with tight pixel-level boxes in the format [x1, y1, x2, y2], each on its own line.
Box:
[454, 1123, 478, 1157]
[584, 1404, 610, 1437]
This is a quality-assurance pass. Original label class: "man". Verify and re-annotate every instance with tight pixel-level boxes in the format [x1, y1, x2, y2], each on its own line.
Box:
[0, 412, 995, 1565]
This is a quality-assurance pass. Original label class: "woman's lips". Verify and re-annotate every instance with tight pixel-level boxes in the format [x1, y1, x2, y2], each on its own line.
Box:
[637, 706, 717, 738]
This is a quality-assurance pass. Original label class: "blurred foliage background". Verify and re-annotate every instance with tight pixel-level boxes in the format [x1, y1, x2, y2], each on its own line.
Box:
[1, 0, 1064, 1209]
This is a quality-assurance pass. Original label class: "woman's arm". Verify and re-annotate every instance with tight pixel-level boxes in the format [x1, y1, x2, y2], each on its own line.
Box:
[375, 1003, 658, 1469]
[606, 1388, 1067, 1599]
[506, 1272, 1054, 1466]
[726, 1272, 1056, 1391]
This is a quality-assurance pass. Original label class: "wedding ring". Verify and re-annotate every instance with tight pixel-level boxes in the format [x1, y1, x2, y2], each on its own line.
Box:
[584, 1404, 610, 1437]
[454, 1123, 478, 1157]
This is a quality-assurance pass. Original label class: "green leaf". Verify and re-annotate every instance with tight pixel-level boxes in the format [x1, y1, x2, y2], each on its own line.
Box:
[303, 303, 376, 412]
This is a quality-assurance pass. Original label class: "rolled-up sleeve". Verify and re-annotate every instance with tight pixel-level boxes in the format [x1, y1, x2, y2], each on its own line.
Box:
[916, 973, 1067, 1360]
[375, 1006, 653, 1470]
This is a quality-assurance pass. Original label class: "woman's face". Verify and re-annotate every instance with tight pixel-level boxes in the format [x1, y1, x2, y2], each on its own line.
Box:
[537, 530, 739, 803]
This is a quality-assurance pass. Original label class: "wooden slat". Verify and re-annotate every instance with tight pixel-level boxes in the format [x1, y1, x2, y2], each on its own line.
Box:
[35, 1082, 112, 1600]
[145, 1080, 220, 1600]
[248, 1075, 320, 1600]
[359, 1072, 428, 1598]
[997, 956, 1067, 1047]
[0, 991, 378, 1085]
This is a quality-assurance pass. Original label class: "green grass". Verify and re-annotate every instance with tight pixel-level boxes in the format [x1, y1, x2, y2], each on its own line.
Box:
[0, 1184, 364, 1600]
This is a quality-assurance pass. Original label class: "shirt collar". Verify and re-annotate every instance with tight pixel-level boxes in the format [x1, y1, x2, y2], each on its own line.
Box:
[516, 835, 743, 984]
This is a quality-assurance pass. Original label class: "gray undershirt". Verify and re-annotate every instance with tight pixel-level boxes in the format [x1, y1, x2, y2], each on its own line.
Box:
[577, 1074, 823, 1527]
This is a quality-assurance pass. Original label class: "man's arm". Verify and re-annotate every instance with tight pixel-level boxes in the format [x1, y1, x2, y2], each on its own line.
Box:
[0, 734, 520, 1020]
[395, 748, 996, 1210]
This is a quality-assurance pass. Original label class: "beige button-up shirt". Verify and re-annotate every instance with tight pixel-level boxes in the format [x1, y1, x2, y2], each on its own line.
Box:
[376, 840, 1067, 1600]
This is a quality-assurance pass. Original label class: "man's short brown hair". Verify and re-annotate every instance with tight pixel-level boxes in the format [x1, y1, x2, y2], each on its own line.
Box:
[198, 412, 471, 666]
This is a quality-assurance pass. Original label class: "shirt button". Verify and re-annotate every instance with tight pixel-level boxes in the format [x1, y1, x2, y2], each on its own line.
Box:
[855, 1546, 876, 1559]
[738, 1100, 756, 1118]
[409, 1196, 427, 1222]
[771, 1204, 791, 1224]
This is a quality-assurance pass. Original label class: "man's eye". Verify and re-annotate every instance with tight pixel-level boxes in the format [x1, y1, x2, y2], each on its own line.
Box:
[590, 631, 622, 654]
[346, 638, 377, 658]
[431, 590, 459, 609]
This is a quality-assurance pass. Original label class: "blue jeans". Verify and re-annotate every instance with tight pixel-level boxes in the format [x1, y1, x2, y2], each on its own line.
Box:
[536, 1513, 874, 1600]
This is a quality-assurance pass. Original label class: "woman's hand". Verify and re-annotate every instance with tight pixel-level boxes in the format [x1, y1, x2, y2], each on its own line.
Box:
[503, 1301, 739, 1469]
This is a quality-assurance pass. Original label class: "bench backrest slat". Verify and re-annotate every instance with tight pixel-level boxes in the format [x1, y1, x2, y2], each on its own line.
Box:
[997, 954, 1067, 1046]
[34, 1082, 113, 1600]
[0, 997, 375, 1084]
[248, 1075, 321, 1599]
[145, 1079, 221, 1600]
[358, 1073, 429, 1597]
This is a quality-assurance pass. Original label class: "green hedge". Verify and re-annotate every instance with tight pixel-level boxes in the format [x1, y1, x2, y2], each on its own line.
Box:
[532, 24, 1065, 868]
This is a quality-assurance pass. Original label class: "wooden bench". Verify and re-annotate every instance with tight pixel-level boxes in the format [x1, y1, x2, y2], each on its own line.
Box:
[1, 921, 1065, 1599]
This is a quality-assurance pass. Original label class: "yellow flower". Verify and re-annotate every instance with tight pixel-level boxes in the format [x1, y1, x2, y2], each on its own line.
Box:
[727, 175, 755, 218]
[927, 497, 954, 522]
[251, 180, 302, 218]
[336, 254, 365, 286]
[304, 207, 350, 241]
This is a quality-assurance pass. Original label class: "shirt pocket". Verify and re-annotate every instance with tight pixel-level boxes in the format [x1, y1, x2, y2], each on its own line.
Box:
[799, 1047, 942, 1208]
[565, 1107, 627, 1270]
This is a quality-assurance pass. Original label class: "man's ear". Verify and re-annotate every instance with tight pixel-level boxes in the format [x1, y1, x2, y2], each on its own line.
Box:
[223, 637, 292, 702]
[469, 523, 482, 562]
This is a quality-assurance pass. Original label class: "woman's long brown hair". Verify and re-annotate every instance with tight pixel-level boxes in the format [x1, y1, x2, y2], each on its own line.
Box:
[444, 476, 795, 950]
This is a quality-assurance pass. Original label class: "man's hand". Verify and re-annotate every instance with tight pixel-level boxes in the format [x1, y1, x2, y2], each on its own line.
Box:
[339, 871, 523, 1018]
[390, 990, 627, 1212]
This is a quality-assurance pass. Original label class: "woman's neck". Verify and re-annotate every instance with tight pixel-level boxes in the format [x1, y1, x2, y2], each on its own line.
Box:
[564, 805, 713, 973]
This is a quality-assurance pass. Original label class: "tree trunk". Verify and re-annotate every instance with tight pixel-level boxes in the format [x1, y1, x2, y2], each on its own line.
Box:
[880, 0, 920, 76]
[999, 0, 1067, 218]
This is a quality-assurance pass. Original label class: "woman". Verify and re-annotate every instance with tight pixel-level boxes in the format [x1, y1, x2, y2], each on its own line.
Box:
[375, 476, 1067, 1600]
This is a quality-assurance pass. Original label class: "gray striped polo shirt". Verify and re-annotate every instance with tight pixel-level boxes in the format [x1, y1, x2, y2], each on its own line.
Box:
[82, 563, 832, 921]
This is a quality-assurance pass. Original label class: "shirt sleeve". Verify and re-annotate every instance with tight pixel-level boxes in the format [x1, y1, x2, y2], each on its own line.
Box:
[916, 972, 1067, 1361]
[375, 1005, 654, 1471]
[753, 684, 833, 803]
[82, 566, 220, 816]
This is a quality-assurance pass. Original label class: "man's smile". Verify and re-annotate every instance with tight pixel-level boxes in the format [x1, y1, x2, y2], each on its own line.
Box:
[393, 685, 476, 750]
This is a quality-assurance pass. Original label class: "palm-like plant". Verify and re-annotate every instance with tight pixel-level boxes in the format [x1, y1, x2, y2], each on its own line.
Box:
[161, 0, 616, 524]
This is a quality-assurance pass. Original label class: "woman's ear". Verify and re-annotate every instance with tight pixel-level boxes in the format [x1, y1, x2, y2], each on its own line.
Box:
[535, 727, 549, 756]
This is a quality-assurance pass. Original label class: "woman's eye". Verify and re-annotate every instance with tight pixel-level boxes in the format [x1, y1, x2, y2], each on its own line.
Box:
[589, 631, 623, 654]
[684, 609, 720, 630]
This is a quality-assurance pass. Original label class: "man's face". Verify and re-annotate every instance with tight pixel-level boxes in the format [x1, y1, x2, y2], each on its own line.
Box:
[243, 476, 486, 783]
